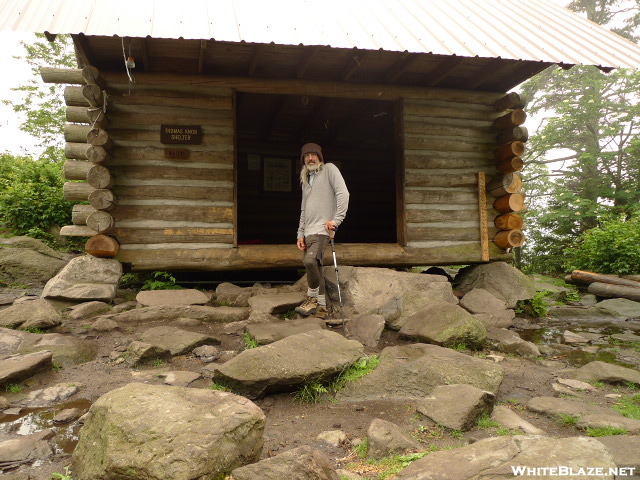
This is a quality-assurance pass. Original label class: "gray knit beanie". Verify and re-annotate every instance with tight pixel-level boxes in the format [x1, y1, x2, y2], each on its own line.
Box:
[300, 142, 324, 164]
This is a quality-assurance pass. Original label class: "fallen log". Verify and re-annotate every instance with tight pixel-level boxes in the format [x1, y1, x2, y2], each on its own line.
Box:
[588, 282, 640, 302]
[570, 270, 640, 288]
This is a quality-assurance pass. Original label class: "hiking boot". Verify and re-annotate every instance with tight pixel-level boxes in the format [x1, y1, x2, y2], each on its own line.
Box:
[295, 296, 318, 316]
[314, 305, 328, 319]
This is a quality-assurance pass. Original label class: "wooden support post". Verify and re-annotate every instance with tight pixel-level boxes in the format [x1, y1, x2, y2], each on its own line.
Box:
[478, 172, 490, 262]
[85, 235, 120, 257]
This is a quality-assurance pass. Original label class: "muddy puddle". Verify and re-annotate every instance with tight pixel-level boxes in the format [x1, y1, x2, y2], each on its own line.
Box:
[0, 399, 92, 454]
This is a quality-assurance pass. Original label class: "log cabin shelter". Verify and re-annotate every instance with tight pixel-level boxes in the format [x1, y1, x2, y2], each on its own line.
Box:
[3, 0, 640, 272]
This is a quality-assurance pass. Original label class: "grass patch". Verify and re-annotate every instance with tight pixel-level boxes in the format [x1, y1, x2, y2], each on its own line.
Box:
[243, 332, 259, 349]
[293, 381, 329, 403]
[150, 358, 166, 368]
[496, 427, 523, 436]
[372, 452, 429, 479]
[555, 414, 580, 426]
[51, 465, 74, 480]
[20, 326, 45, 334]
[449, 343, 468, 352]
[330, 355, 380, 392]
[477, 412, 500, 429]
[280, 309, 297, 320]
[613, 394, 640, 419]
[588, 380, 606, 389]
[5, 383, 23, 394]
[354, 438, 369, 458]
[587, 426, 628, 437]
[210, 382, 233, 392]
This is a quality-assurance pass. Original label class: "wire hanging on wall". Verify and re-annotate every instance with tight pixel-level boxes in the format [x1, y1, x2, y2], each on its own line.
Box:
[121, 37, 136, 92]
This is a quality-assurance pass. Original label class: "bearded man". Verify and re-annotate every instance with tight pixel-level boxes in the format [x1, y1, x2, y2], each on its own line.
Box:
[295, 143, 349, 319]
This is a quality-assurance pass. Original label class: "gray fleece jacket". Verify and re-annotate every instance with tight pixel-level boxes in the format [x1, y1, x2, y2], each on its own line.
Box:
[297, 163, 349, 239]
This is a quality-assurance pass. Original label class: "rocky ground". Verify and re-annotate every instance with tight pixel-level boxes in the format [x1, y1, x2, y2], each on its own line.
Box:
[0, 241, 640, 479]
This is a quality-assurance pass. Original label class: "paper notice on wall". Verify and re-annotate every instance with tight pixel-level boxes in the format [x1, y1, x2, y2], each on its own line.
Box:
[263, 157, 291, 192]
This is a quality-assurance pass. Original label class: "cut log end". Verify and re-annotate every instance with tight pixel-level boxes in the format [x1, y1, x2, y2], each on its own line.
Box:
[493, 193, 526, 214]
[493, 229, 526, 249]
[494, 213, 524, 231]
[85, 235, 120, 257]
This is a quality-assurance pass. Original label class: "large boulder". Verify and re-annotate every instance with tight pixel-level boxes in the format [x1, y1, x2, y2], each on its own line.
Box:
[416, 384, 495, 431]
[104, 304, 250, 323]
[399, 301, 487, 348]
[139, 326, 220, 355]
[248, 292, 306, 314]
[246, 318, 325, 345]
[72, 383, 265, 480]
[367, 418, 421, 459]
[321, 266, 458, 329]
[453, 262, 535, 308]
[0, 429, 55, 470]
[337, 344, 503, 401]
[214, 330, 364, 398]
[0, 299, 62, 329]
[42, 255, 122, 302]
[567, 361, 640, 385]
[136, 289, 210, 306]
[0, 236, 69, 287]
[394, 436, 616, 480]
[595, 298, 640, 319]
[0, 350, 53, 387]
[231, 446, 339, 480]
[486, 327, 540, 357]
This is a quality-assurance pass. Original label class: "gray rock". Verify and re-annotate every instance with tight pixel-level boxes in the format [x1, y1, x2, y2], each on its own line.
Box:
[473, 310, 516, 329]
[124, 341, 172, 367]
[596, 298, 640, 318]
[611, 332, 640, 343]
[0, 428, 55, 467]
[215, 282, 254, 307]
[104, 304, 250, 323]
[453, 262, 536, 308]
[0, 299, 62, 329]
[174, 317, 203, 327]
[547, 306, 625, 325]
[231, 445, 339, 480]
[486, 327, 540, 357]
[367, 418, 421, 459]
[337, 344, 503, 401]
[459, 288, 507, 314]
[416, 384, 494, 431]
[111, 300, 138, 313]
[67, 301, 111, 320]
[136, 289, 210, 306]
[214, 330, 364, 399]
[42, 255, 122, 302]
[91, 317, 119, 332]
[569, 361, 640, 385]
[0, 395, 9, 410]
[322, 266, 457, 329]
[53, 407, 85, 424]
[345, 314, 385, 347]
[316, 429, 348, 447]
[0, 350, 52, 387]
[139, 326, 220, 355]
[247, 291, 306, 314]
[246, 318, 325, 345]
[596, 436, 640, 470]
[18, 331, 97, 366]
[556, 377, 596, 391]
[19, 382, 81, 407]
[336, 469, 363, 480]
[563, 330, 590, 344]
[490, 405, 545, 435]
[72, 383, 265, 480]
[393, 436, 616, 480]
[192, 345, 220, 362]
[399, 301, 487, 348]
[0, 236, 68, 286]
[527, 396, 640, 433]
[160, 370, 202, 387]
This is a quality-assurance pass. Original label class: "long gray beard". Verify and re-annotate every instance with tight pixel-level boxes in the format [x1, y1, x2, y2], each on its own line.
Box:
[300, 162, 323, 185]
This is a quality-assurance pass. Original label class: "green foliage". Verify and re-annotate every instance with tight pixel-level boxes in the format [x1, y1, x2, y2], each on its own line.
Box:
[51, 466, 74, 480]
[119, 273, 142, 288]
[21, 326, 45, 334]
[587, 426, 629, 437]
[476, 412, 500, 429]
[5, 383, 23, 393]
[280, 309, 297, 320]
[371, 451, 430, 479]
[141, 271, 182, 290]
[293, 381, 329, 403]
[210, 382, 232, 392]
[556, 414, 579, 426]
[330, 355, 380, 392]
[564, 217, 640, 275]
[516, 290, 551, 317]
[449, 343, 468, 352]
[353, 438, 369, 458]
[0, 153, 73, 244]
[243, 332, 259, 349]
[613, 394, 640, 420]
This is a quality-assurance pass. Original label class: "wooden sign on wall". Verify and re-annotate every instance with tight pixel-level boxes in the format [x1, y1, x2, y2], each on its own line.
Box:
[160, 125, 203, 145]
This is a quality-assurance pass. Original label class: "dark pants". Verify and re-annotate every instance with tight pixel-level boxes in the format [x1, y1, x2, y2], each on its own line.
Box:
[303, 234, 328, 295]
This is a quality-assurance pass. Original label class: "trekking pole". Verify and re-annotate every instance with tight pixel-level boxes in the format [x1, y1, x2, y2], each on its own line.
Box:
[328, 227, 342, 307]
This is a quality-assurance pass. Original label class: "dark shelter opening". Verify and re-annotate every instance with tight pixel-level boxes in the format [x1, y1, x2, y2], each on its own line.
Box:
[236, 92, 399, 245]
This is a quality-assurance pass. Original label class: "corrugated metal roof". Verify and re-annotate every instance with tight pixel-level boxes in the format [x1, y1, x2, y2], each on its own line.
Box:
[1, 0, 639, 69]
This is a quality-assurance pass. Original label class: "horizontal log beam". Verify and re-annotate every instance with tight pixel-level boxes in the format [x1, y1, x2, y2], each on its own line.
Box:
[60, 225, 96, 236]
[115, 243, 512, 271]
[41, 66, 103, 86]
[111, 227, 234, 244]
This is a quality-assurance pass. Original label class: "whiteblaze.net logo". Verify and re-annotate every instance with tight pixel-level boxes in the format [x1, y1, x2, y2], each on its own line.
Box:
[511, 466, 637, 476]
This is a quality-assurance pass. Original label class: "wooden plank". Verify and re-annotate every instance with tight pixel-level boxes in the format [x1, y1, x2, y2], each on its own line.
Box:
[115, 242, 512, 271]
[101, 71, 503, 105]
[405, 172, 478, 188]
[112, 185, 233, 202]
[405, 189, 478, 205]
[112, 205, 233, 223]
[110, 165, 233, 182]
[111, 227, 234, 244]
[407, 226, 488, 242]
[478, 172, 490, 262]
[406, 208, 477, 223]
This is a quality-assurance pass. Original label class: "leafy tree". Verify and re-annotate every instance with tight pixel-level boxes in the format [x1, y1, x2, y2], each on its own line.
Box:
[3, 33, 76, 161]
[519, 1, 640, 273]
